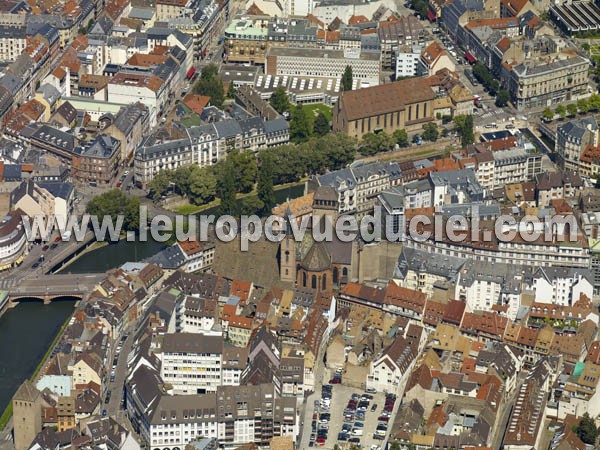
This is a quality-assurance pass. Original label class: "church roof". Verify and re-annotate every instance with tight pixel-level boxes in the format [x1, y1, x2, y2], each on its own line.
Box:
[300, 240, 331, 272]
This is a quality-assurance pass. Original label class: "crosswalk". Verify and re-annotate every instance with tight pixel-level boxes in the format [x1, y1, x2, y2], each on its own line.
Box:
[0, 278, 17, 290]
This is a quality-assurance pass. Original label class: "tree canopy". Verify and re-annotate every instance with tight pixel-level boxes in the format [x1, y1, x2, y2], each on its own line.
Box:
[193, 63, 224, 108]
[454, 114, 474, 147]
[269, 86, 290, 114]
[576, 413, 598, 445]
[86, 190, 140, 232]
[360, 132, 394, 155]
[290, 104, 313, 142]
[313, 111, 330, 136]
[495, 89, 510, 107]
[422, 122, 439, 141]
[542, 107, 554, 122]
[257, 153, 276, 215]
[148, 133, 358, 214]
[341, 65, 353, 91]
[392, 129, 409, 148]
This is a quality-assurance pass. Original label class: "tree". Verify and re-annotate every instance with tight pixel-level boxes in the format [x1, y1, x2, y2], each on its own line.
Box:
[290, 104, 313, 142]
[226, 82, 235, 99]
[489, 79, 500, 96]
[567, 103, 578, 117]
[392, 129, 409, 147]
[341, 65, 353, 91]
[193, 63, 224, 108]
[590, 93, 600, 111]
[86, 189, 140, 232]
[454, 114, 474, 147]
[360, 132, 393, 155]
[576, 413, 598, 445]
[257, 154, 276, 215]
[313, 112, 330, 136]
[555, 104, 566, 119]
[269, 86, 289, 114]
[217, 161, 237, 216]
[188, 166, 216, 205]
[542, 107, 554, 122]
[422, 122, 439, 141]
[577, 98, 590, 114]
[228, 151, 257, 193]
[148, 171, 172, 201]
[238, 195, 264, 215]
[495, 89, 510, 107]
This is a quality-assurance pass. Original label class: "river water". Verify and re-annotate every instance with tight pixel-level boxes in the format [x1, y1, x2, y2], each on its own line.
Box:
[0, 299, 76, 411]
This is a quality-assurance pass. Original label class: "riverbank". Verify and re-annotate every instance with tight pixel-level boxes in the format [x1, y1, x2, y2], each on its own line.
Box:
[0, 299, 77, 429]
[0, 307, 73, 431]
[56, 241, 109, 273]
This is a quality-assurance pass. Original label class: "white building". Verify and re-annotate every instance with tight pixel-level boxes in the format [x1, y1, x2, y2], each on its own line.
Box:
[107, 73, 166, 127]
[366, 327, 423, 394]
[159, 333, 223, 394]
[395, 45, 422, 79]
[455, 260, 531, 320]
[533, 267, 594, 306]
[180, 296, 217, 334]
[0, 209, 28, 270]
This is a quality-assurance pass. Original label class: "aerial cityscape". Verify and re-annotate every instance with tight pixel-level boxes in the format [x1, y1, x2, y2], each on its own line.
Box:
[0, 0, 600, 448]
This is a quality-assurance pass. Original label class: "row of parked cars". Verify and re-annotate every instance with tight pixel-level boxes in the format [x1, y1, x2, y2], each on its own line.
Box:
[372, 393, 396, 441]
[309, 384, 333, 446]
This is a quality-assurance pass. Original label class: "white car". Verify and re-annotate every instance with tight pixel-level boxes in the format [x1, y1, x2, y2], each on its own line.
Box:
[352, 429, 363, 436]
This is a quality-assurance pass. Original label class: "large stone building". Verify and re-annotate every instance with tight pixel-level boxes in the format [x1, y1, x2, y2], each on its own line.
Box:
[507, 55, 590, 110]
[555, 117, 599, 172]
[332, 77, 436, 139]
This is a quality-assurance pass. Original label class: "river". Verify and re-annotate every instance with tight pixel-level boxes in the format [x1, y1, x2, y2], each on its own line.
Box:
[0, 299, 76, 411]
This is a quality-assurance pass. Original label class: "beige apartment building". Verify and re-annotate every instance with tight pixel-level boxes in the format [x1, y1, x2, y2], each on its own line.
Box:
[507, 55, 589, 110]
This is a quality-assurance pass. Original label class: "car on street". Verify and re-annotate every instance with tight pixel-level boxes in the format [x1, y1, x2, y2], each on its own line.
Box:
[370, 404, 378, 412]
[42, 245, 49, 251]
[32, 262, 39, 268]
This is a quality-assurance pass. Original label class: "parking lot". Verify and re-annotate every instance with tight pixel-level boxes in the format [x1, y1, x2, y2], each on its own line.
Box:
[308, 380, 396, 449]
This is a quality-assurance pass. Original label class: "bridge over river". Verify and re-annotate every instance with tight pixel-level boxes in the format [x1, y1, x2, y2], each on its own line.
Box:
[0, 273, 107, 310]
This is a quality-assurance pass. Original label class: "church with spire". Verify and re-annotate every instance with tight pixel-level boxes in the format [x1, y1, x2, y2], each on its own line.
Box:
[279, 186, 355, 291]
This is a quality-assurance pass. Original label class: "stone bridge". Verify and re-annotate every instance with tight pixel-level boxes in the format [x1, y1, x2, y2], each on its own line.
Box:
[7, 273, 107, 305]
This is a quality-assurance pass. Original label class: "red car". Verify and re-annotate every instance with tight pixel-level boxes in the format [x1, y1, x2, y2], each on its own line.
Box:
[54, 236, 61, 242]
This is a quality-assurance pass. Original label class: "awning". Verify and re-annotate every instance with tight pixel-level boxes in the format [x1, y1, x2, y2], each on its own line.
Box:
[465, 52, 476, 64]
[427, 10, 436, 21]
[186, 67, 196, 79]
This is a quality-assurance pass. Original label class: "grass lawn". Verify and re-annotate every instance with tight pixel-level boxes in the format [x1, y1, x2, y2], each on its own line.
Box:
[174, 202, 215, 215]
[304, 103, 333, 121]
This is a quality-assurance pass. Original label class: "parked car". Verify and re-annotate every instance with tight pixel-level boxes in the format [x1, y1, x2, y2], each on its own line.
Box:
[370, 404, 378, 412]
